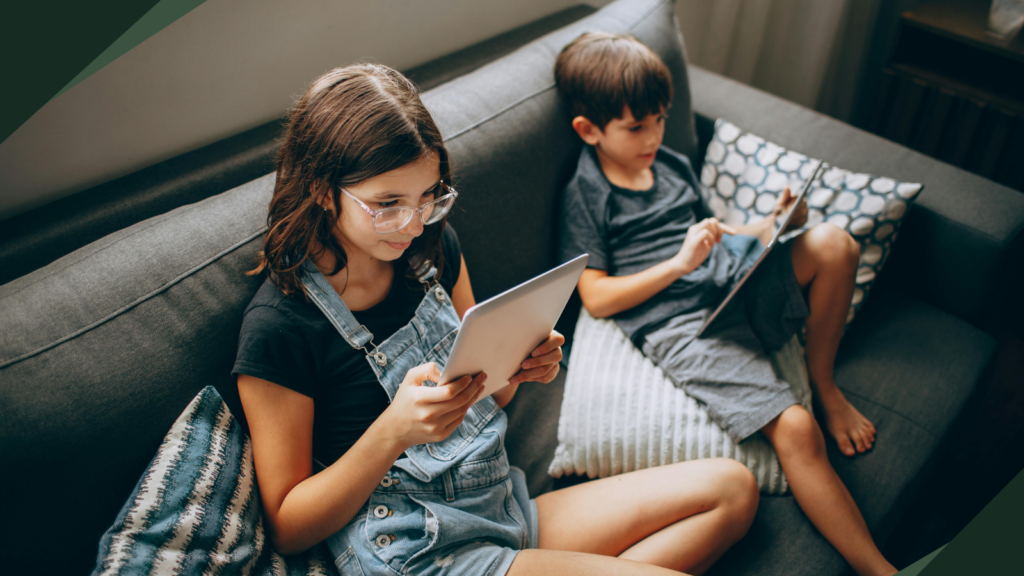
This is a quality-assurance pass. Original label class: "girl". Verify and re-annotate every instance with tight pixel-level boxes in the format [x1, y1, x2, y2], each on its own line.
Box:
[233, 64, 758, 576]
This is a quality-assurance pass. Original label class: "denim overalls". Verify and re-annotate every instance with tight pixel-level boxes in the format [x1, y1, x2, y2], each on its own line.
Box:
[300, 260, 538, 576]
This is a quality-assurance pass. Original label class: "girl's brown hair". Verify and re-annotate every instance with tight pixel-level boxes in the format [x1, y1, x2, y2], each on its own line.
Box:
[250, 64, 451, 296]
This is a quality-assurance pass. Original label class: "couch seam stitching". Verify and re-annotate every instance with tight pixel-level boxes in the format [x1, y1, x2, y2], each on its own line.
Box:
[1, 213, 182, 301]
[442, 0, 667, 143]
[0, 228, 268, 370]
[839, 387, 939, 439]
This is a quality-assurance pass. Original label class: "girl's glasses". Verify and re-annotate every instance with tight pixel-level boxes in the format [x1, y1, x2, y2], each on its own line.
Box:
[340, 182, 458, 234]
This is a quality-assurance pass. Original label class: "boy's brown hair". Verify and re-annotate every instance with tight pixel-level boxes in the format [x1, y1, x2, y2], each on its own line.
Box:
[554, 32, 673, 129]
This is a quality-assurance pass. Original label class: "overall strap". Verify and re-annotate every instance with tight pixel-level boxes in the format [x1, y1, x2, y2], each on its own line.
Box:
[299, 260, 375, 352]
[411, 257, 438, 287]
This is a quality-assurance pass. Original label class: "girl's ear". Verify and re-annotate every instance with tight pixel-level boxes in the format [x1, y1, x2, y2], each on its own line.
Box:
[571, 116, 602, 146]
[311, 180, 334, 213]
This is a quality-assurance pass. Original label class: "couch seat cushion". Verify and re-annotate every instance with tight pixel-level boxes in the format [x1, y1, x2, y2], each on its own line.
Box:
[705, 291, 995, 575]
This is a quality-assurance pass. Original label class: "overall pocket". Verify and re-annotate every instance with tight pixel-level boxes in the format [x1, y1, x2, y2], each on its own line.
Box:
[334, 546, 366, 576]
[365, 493, 439, 574]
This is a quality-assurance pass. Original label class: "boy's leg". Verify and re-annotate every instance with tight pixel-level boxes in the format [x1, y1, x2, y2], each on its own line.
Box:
[530, 459, 759, 575]
[762, 404, 896, 576]
[789, 223, 876, 456]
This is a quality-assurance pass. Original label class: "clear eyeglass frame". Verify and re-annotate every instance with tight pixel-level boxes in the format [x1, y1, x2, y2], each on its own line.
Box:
[340, 181, 458, 234]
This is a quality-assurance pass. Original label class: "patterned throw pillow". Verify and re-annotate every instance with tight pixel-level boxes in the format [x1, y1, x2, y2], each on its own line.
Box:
[549, 308, 813, 495]
[699, 119, 923, 324]
[92, 386, 336, 576]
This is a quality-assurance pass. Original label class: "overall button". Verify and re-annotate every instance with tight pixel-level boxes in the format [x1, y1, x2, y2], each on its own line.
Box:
[379, 477, 393, 488]
[375, 534, 392, 548]
[373, 351, 387, 366]
[373, 505, 389, 519]
[434, 286, 445, 302]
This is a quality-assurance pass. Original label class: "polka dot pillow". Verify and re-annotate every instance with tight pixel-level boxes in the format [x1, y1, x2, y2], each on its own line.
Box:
[699, 119, 923, 324]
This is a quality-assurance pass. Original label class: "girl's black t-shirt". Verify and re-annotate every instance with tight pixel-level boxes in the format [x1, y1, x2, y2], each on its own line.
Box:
[232, 226, 462, 467]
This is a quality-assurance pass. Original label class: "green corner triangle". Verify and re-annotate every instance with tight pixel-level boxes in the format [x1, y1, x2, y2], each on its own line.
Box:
[1, 0, 207, 145]
[917, 467, 1024, 575]
[897, 545, 945, 576]
[51, 0, 208, 101]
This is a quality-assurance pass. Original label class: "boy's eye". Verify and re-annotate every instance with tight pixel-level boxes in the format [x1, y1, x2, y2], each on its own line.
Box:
[629, 125, 643, 132]
[377, 200, 399, 209]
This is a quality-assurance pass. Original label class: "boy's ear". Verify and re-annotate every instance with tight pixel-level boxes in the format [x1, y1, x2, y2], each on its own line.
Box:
[571, 115, 602, 146]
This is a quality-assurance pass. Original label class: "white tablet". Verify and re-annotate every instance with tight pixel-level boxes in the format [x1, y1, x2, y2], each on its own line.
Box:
[439, 253, 589, 401]
[694, 159, 824, 339]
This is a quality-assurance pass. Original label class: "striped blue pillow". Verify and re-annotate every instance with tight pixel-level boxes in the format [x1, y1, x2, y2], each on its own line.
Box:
[92, 386, 336, 576]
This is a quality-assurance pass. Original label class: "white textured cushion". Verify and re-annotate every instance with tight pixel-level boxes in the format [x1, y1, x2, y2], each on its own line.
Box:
[550, 308, 812, 494]
[699, 119, 923, 325]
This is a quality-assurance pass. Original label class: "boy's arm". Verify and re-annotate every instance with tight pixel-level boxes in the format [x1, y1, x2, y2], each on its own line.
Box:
[578, 218, 735, 318]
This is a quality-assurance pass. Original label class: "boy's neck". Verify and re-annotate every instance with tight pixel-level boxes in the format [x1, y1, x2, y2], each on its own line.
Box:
[593, 147, 655, 191]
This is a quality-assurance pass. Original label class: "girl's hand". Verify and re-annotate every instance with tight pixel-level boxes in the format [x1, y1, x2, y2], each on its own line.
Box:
[675, 218, 736, 275]
[509, 330, 565, 386]
[773, 187, 808, 231]
[381, 362, 486, 449]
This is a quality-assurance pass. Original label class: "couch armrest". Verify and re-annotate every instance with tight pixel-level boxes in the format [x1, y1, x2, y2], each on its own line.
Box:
[688, 65, 1024, 334]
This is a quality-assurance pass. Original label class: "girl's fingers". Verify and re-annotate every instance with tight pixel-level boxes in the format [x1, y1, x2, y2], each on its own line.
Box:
[510, 366, 550, 385]
[522, 349, 562, 370]
[405, 362, 442, 386]
[544, 362, 561, 381]
[421, 373, 474, 403]
[528, 360, 561, 383]
[720, 223, 737, 235]
[440, 409, 468, 435]
[531, 331, 565, 357]
[437, 373, 485, 411]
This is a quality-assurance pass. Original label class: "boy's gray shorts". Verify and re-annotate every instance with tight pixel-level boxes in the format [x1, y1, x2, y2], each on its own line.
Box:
[641, 240, 810, 443]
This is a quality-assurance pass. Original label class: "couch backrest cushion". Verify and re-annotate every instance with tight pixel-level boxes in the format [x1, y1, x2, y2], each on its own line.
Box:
[0, 175, 273, 574]
[0, 0, 691, 572]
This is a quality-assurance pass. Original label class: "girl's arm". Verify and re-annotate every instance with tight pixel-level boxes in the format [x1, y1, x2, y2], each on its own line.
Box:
[238, 364, 484, 554]
[451, 255, 563, 409]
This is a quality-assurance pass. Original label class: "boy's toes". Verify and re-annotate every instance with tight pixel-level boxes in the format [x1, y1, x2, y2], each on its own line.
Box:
[837, 434, 856, 457]
[852, 434, 867, 453]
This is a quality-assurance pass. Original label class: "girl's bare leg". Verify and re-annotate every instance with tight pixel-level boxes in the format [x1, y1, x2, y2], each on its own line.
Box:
[507, 550, 686, 576]
[790, 224, 877, 456]
[763, 405, 896, 576]
[507, 458, 759, 576]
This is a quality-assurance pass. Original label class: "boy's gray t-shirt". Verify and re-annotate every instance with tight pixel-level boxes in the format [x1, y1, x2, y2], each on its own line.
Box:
[559, 145, 762, 345]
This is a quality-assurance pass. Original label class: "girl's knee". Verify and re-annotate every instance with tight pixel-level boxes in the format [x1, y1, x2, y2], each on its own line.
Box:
[715, 460, 758, 540]
[710, 459, 759, 527]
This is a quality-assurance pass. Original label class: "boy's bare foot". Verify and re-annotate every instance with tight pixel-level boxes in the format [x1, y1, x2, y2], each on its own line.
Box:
[815, 385, 876, 457]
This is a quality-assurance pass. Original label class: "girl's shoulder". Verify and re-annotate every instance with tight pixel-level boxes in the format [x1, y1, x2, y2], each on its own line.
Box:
[241, 277, 328, 337]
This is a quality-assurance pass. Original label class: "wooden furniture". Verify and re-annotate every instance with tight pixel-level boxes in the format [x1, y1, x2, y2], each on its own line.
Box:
[868, 0, 1024, 192]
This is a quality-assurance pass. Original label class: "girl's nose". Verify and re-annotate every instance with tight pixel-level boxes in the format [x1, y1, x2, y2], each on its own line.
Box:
[399, 214, 424, 237]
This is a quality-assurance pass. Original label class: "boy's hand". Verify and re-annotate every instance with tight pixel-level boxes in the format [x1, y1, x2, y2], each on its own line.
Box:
[675, 218, 736, 274]
[773, 187, 808, 231]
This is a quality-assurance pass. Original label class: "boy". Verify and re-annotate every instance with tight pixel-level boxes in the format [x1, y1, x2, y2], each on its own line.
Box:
[555, 33, 896, 576]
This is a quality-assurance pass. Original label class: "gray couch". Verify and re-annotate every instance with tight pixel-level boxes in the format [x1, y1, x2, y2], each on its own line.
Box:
[2, 0, 1022, 574]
